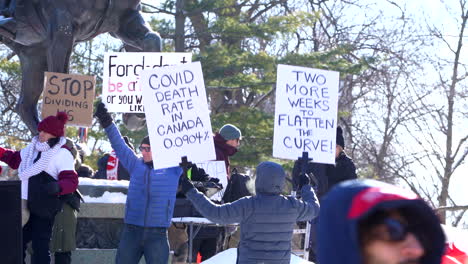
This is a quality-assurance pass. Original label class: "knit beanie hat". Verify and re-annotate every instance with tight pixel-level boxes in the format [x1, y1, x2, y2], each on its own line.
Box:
[219, 124, 242, 140]
[38, 112, 68, 137]
[336, 126, 345, 148]
[140, 136, 150, 146]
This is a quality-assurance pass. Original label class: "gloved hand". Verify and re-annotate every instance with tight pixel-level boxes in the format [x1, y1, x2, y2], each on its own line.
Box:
[43, 181, 61, 195]
[208, 177, 220, 183]
[298, 173, 311, 190]
[179, 173, 195, 194]
[94, 102, 113, 128]
[188, 164, 209, 182]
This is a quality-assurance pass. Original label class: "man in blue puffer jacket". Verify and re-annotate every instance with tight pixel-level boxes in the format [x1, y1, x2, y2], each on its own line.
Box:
[95, 103, 182, 264]
[180, 161, 320, 264]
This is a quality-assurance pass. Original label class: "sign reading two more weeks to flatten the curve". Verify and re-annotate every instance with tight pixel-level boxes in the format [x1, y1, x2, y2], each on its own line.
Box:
[273, 64, 339, 164]
[103, 52, 192, 113]
[42, 72, 96, 127]
[140, 62, 216, 170]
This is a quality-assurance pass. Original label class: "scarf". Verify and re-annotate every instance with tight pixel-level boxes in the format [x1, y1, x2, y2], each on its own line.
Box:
[18, 136, 66, 181]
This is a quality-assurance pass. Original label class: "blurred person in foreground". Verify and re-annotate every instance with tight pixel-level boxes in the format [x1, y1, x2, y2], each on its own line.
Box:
[317, 179, 446, 264]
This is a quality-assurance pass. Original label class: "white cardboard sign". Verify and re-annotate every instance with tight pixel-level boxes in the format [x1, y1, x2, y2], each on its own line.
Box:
[103, 52, 191, 113]
[140, 62, 216, 169]
[196, 160, 227, 201]
[273, 64, 339, 164]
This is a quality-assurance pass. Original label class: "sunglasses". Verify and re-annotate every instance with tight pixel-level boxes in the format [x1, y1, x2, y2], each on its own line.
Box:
[380, 218, 410, 242]
[139, 146, 151, 152]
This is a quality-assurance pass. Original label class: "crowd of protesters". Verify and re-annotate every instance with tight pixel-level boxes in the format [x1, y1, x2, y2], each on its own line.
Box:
[0, 105, 451, 264]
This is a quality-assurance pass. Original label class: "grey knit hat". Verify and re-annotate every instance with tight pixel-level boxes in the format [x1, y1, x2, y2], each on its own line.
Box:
[219, 124, 242, 140]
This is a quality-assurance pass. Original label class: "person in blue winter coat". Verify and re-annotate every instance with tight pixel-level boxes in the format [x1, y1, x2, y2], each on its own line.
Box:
[95, 103, 182, 264]
[317, 179, 446, 264]
[180, 161, 320, 264]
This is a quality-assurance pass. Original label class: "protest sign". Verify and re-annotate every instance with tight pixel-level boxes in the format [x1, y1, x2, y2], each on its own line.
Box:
[140, 62, 216, 169]
[273, 64, 339, 164]
[42, 72, 96, 127]
[196, 160, 227, 201]
[103, 52, 191, 113]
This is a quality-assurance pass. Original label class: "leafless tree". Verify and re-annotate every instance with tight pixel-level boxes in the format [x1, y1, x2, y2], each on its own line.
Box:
[402, 0, 468, 224]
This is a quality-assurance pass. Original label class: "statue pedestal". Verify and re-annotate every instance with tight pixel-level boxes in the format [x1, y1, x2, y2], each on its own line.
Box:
[77, 178, 129, 249]
[76, 203, 125, 249]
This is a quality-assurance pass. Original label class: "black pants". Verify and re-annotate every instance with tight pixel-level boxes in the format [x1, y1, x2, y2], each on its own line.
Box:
[308, 218, 318, 263]
[191, 237, 218, 261]
[55, 251, 72, 264]
[23, 213, 55, 264]
[188, 226, 224, 262]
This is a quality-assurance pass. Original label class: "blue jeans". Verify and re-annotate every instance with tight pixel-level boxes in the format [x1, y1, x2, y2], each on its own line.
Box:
[116, 224, 169, 264]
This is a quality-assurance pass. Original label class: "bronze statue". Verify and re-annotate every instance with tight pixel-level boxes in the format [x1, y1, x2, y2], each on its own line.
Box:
[0, 0, 160, 134]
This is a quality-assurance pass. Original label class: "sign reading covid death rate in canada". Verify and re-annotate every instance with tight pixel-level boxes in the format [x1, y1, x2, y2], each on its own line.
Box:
[140, 62, 216, 170]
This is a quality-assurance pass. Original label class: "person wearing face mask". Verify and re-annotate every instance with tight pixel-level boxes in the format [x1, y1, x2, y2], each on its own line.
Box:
[317, 179, 446, 264]
[94, 102, 183, 264]
[0, 112, 79, 264]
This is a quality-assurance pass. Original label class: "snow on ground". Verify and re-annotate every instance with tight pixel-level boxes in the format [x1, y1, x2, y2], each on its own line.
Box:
[201, 248, 314, 264]
[79, 178, 128, 203]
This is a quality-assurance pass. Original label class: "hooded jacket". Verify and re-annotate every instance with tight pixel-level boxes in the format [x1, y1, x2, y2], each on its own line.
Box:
[317, 179, 446, 264]
[185, 161, 320, 264]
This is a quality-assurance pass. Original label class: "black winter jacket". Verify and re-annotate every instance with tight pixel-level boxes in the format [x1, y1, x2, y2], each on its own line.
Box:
[327, 151, 357, 190]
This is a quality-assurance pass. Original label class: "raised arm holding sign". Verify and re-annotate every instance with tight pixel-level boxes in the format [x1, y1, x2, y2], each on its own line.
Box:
[94, 102, 183, 264]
